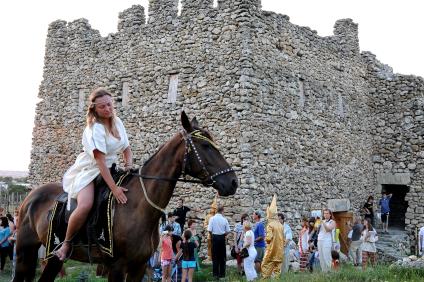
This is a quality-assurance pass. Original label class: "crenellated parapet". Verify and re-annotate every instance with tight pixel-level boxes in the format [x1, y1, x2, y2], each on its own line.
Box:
[218, 0, 261, 11]
[148, 0, 178, 25]
[45, 20, 68, 52]
[333, 18, 359, 56]
[118, 5, 146, 33]
[181, 0, 213, 13]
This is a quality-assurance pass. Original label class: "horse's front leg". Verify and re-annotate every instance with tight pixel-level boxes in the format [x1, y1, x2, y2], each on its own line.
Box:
[13, 229, 41, 282]
[126, 263, 147, 282]
[107, 262, 126, 282]
[38, 257, 63, 282]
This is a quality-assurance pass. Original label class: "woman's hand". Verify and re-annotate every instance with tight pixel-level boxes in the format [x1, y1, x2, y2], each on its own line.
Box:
[112, 186, 128, 204]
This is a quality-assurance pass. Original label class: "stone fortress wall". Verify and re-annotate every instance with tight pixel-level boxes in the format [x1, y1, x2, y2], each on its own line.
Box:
[29, 0, 424, 252]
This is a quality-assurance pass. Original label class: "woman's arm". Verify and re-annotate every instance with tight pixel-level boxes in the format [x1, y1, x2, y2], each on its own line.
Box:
[122, 146, 133, 170]
[94, 150, 127, 204]
[243, 232, 252, 248]
[323, 220, 336, 232]
[175, 241, 182, 260]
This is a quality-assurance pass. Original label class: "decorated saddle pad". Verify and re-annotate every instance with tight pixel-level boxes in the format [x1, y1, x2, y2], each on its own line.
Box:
[46, 168, 132, 259]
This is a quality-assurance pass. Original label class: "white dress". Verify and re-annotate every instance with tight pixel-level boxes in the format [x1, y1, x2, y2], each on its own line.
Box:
[243, 230, 257, 281]
[62, 117, 129, 200]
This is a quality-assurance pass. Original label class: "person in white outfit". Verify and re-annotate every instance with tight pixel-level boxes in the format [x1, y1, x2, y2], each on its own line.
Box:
[419, 225, 424, 256]
[317, 208, 336, 272]
[243, 221, 257, 281]
[55, 88, 133, 261]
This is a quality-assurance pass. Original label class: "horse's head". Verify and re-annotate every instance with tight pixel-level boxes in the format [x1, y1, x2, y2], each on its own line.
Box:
[181, 111, 238, 196]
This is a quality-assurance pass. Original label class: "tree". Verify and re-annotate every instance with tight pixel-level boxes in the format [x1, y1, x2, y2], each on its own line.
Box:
[7, 184, 28, 194]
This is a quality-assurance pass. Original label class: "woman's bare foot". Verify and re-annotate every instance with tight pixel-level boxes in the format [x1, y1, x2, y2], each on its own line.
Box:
[55, 241, 71, 261]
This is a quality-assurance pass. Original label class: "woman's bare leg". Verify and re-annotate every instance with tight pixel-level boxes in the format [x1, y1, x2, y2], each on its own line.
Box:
[162, 265, 169, 282]
[55, 183, 94, 261]
[181, 268, 187, 282]
[188, 268, 194, 282]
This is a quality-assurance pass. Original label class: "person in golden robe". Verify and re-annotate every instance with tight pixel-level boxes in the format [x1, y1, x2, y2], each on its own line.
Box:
[203, 196, 217, 261]
[261, 195, 285, 279]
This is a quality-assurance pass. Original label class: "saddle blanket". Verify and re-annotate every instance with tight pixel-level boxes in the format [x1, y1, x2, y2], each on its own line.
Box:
[45, 189, 115, 259]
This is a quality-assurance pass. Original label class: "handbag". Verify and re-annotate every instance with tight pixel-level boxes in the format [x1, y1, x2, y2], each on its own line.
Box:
[230, 246, 237, 259]
[240, 247, 249, 259]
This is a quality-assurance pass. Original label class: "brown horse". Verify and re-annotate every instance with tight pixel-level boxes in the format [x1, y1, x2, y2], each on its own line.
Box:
[14, 112, 238, 282]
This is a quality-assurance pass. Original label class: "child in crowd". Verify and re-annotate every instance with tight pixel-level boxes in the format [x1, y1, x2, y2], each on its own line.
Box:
[180, 229, 198, 282]
[361, 218, 378, 270]
[307, 217, 319, 272]
[160, 226, 174, 282]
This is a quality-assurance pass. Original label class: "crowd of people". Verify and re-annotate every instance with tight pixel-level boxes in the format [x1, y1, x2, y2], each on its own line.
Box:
[156, 199, 202, 282]
[199, 191, 406, 281]
[0, 207, 18, 278]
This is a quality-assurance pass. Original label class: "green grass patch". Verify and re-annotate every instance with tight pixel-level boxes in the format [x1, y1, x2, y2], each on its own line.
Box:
[1, 261, 423, 281]
[194, 263, 424, 282]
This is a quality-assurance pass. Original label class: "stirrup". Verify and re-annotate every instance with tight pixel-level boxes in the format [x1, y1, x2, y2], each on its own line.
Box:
[52, 240, 73, 261]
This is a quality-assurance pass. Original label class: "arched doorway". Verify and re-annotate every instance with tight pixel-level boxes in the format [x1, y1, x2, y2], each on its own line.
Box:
[381, 184, 409, 230]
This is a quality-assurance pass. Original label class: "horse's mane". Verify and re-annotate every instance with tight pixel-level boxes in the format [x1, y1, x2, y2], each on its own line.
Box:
[142, 143, 166, 167]
[141, 127, 214, 168]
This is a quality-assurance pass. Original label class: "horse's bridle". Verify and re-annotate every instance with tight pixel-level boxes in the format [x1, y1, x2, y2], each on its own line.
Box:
[181, 129, 235, 186]
[133, 129, 234, 186]
[130, 129, 235, 212]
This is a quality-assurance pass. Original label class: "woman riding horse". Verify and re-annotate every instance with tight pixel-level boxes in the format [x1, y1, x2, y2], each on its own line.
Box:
[56, 87, 132, 261]
[14, 110, 238, 282]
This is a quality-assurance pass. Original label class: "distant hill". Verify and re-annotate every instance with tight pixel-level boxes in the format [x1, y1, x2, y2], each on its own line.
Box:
[0, 170, 28, 178]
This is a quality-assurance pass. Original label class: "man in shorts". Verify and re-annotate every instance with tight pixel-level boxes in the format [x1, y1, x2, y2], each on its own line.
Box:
[253, 211, 265, 273]
[379, 192, 392, 233]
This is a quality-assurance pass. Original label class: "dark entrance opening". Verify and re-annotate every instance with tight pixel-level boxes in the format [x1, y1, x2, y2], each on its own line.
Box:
[381, 184, 409, 230]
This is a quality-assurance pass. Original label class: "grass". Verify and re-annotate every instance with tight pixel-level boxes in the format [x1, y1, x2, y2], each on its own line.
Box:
[196, 263, 424, 282]
[1, 260, 424, 281]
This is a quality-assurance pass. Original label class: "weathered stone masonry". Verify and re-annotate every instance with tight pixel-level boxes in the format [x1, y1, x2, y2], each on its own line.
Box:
[29, 0, 424, 253]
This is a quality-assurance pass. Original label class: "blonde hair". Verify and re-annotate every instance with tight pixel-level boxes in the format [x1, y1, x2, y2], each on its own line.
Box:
[243, 221, 252, 230]
[86, 88, 120, 138]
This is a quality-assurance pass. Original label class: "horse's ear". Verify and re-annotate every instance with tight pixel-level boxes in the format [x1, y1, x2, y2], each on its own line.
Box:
[181, 111, 193, 132]
[191, 117, 199, 128]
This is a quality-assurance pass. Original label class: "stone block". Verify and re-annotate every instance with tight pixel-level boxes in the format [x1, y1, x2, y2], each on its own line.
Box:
[327, 199, 351, 212]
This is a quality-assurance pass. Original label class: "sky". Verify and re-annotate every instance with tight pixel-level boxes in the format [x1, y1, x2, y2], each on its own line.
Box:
[0, 0, 423, 171]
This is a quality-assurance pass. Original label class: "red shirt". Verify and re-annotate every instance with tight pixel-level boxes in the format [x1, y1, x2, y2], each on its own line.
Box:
[161, 236, 173, 260]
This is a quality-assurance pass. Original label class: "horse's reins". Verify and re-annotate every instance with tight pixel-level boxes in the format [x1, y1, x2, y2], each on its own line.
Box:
[131, 129, 235, 213]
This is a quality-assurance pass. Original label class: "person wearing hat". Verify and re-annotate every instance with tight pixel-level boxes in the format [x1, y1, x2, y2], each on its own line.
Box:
[261, 195, 284, 279]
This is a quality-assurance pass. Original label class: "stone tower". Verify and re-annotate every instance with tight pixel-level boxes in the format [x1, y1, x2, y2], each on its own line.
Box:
[29, 0, 424, 253]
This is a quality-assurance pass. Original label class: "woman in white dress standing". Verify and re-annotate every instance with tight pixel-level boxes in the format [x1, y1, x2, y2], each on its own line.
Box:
[55, 88, 133, 261]
[317, 208, 336, 272]
[243, 221, 257, 281]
